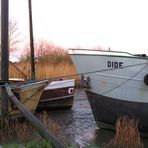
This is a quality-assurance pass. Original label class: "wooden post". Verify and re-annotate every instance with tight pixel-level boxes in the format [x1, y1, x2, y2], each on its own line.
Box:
[28, 0, 35, 80]
[1, 0, 9, 116]
[6, 86, 65, 148]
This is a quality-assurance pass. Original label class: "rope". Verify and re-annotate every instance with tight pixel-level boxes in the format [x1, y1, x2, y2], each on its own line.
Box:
[7, 80, 74, 114]
[7, 85, 45, 114]
[0, 62, 147, 88]
[44, 62, 147, 81]
[1, 62, 148, 114]
[101, 64, 147, 95]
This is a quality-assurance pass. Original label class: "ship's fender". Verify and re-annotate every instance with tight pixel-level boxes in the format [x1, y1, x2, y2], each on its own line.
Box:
[144, 74, 148, 85]
[80, 74, 90, 88]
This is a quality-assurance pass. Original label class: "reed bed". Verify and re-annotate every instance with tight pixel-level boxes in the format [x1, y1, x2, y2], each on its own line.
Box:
[104, 116, 143, 148]
[36, 63, 77, 80]
[9, 57, 77, 81]
[0, 112, 62, 144]
[9, 43, 80, 85]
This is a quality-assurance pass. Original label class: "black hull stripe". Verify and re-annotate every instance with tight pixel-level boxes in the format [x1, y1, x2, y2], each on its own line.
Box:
[86, 90, 148, 133]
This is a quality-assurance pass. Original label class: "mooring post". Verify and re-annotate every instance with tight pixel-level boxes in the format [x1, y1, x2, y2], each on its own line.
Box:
[1, 0, 9, 117]
[28, 0, 35, 80]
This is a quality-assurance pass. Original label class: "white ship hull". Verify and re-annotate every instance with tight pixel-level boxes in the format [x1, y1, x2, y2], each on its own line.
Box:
[69, 49, 148, 134]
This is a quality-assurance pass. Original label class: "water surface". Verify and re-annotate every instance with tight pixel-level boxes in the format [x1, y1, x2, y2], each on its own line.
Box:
[47, 89, 147, 147]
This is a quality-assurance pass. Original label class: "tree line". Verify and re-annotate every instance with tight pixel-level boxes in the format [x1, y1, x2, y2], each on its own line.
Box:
[0, 19, 72, 65]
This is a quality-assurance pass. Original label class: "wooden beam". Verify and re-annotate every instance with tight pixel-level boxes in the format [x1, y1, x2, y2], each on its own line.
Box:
[6, 85, 65, 148]
[28, 0, 35, 80]
[1, 0, 9, 116]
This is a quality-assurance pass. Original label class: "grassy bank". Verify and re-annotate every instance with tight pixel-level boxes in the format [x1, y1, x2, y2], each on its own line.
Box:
[2, 140, 52, 148]
[0, 116, 143, 148]
[0, 112, 63, 146]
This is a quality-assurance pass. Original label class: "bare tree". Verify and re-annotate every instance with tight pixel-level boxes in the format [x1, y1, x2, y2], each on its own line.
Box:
[0, 19, 21, 54]
[19, 40, 69, 63]
[9, 20, 21, 53]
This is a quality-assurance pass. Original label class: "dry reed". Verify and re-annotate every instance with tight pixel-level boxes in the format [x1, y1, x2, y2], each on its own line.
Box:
[9, 44, 79, 82]
[36, 63, 77, 80]
[104, 116, 143, 148]
[9, 60, 77, 80]
[0, 112, 62, 144]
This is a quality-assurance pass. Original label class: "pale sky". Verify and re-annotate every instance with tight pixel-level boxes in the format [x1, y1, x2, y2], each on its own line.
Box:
[7, 0, 148, 54]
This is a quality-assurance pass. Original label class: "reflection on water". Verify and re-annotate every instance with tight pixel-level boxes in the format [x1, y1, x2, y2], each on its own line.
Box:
[46, 89, 148, 147]
[94, 129, 115, 147]
[46, 88, 96, 146]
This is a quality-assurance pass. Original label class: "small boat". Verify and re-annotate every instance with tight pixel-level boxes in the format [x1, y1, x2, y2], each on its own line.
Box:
[37, 79, 75, 110]
[69, 48, 148, 135]
[2, 80, 48, 116]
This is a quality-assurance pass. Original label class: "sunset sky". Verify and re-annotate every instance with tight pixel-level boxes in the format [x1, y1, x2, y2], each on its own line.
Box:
[6, 0, 148, 55]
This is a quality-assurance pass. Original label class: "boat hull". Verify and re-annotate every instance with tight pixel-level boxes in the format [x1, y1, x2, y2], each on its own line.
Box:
[69, 49, 148, 134]
[37, 79, 75, 110]
[86, 90, 148, 133]
[7, 80, 48, 115]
